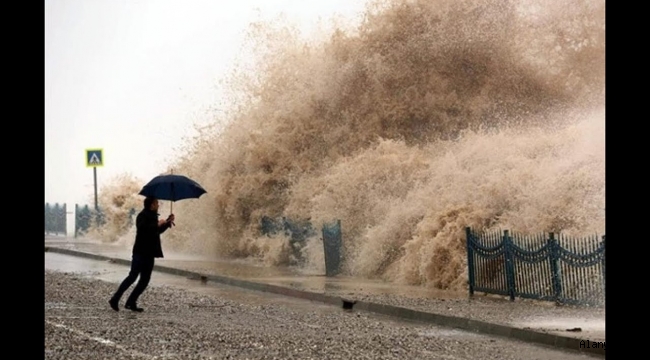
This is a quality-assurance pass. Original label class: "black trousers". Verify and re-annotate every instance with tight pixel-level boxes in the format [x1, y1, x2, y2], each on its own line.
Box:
[111, 254, 155, 306]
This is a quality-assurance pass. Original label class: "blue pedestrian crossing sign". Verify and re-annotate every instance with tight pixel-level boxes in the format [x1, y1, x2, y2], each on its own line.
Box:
[86, 149, 104, 167]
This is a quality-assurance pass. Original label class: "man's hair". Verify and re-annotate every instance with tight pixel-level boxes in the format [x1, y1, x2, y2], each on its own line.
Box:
[144, 197, 156, 209]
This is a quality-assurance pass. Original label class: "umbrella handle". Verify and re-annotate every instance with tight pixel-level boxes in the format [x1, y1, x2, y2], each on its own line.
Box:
[169, 171, 175, 226]
[170, 201, 175, 227]
[170, 173, 174, 215]
[165, 204, 175, 227]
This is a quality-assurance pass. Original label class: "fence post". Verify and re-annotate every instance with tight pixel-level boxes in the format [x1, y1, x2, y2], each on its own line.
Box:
[548, 232, 562, 304]
[128, 208, 136, 228]
[45, 203, 49, 234]
[601, 235, 605, 294]
[466, 227, 475, 297]
[74, 204, 79, 238]
[60, 202, 65, 235]
[503, 230, 516, 301]
[84, 205, 90, 233]
[54, 203, 61, 235]
[63, 203, 67, 236]
[322, 219, 342, 277]
[61, 203, 66, 235]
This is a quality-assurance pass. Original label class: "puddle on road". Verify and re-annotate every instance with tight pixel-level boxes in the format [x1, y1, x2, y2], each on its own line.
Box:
[45, 252, 224, 292]
[248, 275, 467, 300]
[417, 328, 480, 339]
[517, 318, 605, 334]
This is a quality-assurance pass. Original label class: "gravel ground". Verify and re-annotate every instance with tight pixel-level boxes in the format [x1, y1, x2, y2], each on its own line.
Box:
[45, 269, 601, 360]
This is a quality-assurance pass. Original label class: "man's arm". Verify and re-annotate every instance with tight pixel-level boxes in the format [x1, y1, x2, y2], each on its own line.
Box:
[158, 214, 175, 234]
[158, 220, 171, 234]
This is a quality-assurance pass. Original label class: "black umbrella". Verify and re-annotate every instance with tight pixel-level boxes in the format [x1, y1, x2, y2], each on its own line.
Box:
[139, 172, 207, 214]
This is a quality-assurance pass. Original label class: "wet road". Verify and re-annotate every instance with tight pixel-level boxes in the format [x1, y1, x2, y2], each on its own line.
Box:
[45, 252, 602, 359]
[45, 236, 606, 343]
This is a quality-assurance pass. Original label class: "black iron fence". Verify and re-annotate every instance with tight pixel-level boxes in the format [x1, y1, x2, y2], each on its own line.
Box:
[45, 203, 136, 238]
[466, 227, 605, 306]
[260, 216, 342, 276]
[73, 204, 108, 237]
[259, 216, 316, 266]
[44, 203, 67, 235]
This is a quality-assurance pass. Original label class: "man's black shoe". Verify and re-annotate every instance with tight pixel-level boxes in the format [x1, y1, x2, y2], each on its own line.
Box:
[109, 299, 119, 312]
[125, 303, 144, 312]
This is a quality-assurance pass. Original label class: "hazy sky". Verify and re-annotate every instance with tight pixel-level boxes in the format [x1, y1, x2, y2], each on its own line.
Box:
[45, 0, 368, 206]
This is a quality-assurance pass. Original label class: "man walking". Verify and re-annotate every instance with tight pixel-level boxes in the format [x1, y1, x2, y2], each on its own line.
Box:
[109, 196, 175, 312]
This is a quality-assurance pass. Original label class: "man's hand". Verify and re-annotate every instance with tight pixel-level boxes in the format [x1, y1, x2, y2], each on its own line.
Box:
[158, 219, 167, 227]
[166, 214, 175, 227]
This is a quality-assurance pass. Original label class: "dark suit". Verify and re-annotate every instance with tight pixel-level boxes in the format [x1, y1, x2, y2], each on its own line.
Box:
[111, 208, 171, 307]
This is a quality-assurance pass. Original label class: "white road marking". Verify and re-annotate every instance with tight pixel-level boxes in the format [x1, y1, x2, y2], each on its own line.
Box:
[45, 320, 155, 359]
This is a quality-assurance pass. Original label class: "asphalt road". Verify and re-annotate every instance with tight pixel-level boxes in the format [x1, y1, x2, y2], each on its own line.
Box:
[45, 252, 602, 359]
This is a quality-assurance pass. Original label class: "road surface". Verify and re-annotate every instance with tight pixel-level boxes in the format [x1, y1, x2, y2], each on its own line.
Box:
[45, 252, 602, 359]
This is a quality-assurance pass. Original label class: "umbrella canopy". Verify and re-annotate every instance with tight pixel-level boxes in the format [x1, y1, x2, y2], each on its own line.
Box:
[139, 174, 207, 202]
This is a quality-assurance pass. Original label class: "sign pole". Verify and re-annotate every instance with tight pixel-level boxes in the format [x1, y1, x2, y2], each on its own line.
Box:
[94, 167, 98, 211]
[85, 148, 103, 211]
